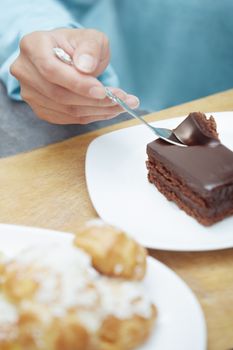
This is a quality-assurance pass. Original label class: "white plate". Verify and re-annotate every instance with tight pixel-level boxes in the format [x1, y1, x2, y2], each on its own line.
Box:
[0, 224, 206, 350]
[86, 112, 233, 251]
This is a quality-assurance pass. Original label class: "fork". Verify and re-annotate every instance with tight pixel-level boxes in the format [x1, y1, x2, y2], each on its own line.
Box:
[53, 47, 187, 147]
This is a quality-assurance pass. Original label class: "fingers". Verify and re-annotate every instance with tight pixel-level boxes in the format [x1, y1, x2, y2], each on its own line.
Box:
[11, 29, 140, 125]
[73, 39, 101, 74]
[21, 85, 128, 117]
[30, 104, 120, 125]
[36, 54, 105, 99]
[21, 84, 139, 123]
[13, 57, 137, 108]
[72, 29, 110, 77]
[20, 31, 106, 99]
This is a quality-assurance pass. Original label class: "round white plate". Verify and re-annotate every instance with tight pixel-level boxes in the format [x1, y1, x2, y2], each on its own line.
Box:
[0, 224, 206, 350]
[86, 112, 233, 251]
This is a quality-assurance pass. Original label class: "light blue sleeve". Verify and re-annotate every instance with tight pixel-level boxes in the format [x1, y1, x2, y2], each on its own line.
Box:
[0, 0, 118, 101]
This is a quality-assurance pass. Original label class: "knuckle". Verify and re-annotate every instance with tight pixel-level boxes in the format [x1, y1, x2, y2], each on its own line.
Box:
[20, 32, 44, 54]
[19, 34, 32, 54]
[20, 88, 29, 102]
[86, 29, 109, 46]
[10, 59, 26, 81]
[9, 62, 18, 78]
[86, 28, 100, 37]
[34, 108, 55, 124]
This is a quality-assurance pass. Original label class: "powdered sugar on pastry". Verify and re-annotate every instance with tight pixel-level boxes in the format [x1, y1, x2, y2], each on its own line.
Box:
[0, 296, 18, 324]
[0, 296, 18, 342]
[0, 241, 154, 336]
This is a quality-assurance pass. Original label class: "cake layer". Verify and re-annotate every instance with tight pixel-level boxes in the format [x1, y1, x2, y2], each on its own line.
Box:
[146, 113, 233, 226]
[147, 158, 233, 226]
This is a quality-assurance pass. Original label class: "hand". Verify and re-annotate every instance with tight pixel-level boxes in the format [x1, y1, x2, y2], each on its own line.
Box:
[10, 28, 139, 124]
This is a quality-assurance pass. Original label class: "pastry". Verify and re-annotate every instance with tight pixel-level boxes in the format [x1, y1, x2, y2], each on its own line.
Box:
[0, 222, 156, 350]
[75, 219, 147, 280]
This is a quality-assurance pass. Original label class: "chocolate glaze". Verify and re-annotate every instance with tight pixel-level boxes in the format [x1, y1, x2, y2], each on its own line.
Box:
[173, 112, 219, 146]
[147, 113, 233, 194]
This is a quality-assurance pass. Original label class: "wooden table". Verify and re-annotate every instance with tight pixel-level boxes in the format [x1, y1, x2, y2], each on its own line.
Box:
[0, 89, 233, 350]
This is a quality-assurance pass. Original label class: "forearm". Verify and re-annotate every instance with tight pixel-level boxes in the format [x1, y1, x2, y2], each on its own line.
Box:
[0, 0, 119, 101]
[0, 0, 80, 99]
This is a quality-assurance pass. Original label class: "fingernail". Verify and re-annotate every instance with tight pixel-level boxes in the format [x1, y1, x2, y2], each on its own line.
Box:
[76, 54, 95, 72]
[89, 86, 106, 99]
[126, 96, 140, 108]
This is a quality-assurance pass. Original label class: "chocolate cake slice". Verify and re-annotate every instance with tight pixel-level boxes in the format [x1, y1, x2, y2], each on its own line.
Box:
[146, 112, 233, 226]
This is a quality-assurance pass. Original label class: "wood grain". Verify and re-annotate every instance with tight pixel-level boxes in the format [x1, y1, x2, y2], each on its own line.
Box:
[0, 89, 233, 350]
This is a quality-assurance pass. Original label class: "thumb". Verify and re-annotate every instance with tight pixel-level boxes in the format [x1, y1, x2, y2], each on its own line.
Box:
[73, 31, 109, 76]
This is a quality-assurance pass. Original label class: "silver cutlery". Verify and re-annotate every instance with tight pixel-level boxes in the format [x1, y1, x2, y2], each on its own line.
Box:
[53, 47, 187, 147]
